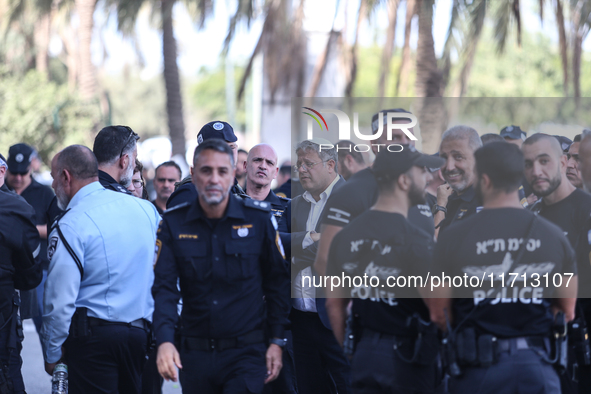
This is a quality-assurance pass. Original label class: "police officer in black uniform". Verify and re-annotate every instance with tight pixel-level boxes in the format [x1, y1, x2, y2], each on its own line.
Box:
[92, 125, 140, 194]
[435, 125, 483, 236]
[313, 109, 434, 278]
[523, 133, 591, 393]
[326, 146, 444, 394]
[0, 187, 43, 393]
[152, 139, 290, 394]
[167, 121, 248, 209]
[430, 142, 578, 394]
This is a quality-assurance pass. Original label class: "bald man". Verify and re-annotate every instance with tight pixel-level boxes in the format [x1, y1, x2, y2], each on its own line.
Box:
[523, 133, 591, 392]
[244, 144, 290, 227]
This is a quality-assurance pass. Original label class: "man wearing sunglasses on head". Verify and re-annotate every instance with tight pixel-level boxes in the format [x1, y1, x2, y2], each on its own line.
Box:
[92, 125, 140, 195]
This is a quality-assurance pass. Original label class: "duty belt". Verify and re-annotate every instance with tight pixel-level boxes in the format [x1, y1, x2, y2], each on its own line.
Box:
[496, 336, 549, 353]
[181, 330, 264, 351]
[87, 316, 149, 331]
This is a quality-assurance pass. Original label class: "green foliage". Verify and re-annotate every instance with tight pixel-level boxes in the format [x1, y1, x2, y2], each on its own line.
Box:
[100, 70, 168, 140]
[189, 62, 247, 130]
[0, 68, 100, 163]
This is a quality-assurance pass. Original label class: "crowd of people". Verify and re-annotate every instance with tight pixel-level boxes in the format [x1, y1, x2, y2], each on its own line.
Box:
[1, 109, 591, 394]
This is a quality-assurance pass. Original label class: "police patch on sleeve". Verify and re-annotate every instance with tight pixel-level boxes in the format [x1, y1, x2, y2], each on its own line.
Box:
[154, 239, 162, 269]
[48, 236, 58, 261]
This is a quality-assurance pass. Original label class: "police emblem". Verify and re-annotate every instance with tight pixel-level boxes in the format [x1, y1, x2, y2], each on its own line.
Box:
[198, 134, 204, 144]
[48, 236, 58, 261]
[213, 122, 224, 130]
[237, 228, 249, 237]
[15, 153, 24, 163]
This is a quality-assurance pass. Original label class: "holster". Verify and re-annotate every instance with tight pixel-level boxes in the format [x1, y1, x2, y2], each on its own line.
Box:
[396, 314, 439, 366]
[441, 335, 461, 377]
[343, 312, 361, 357]
[70, 307, 91, 339]
[554, 312, 568, 371]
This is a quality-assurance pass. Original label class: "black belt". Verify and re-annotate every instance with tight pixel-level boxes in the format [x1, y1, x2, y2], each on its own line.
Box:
[181, 330, 264, 352]
[496, 336, 549, 353]
[87, 316, 149, 331]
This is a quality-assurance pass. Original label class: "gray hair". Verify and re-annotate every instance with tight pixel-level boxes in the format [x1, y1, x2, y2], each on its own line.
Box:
[441, 125, 482, 152]
[296, 140, 338, 173]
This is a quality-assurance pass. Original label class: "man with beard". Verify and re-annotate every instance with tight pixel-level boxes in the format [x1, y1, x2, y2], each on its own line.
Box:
[152, 139, 290, 393]
[244, 144, 289, 228]
[326, 146, 444, 394]
[42, 145, 160, 393]
[313, 109, 434, 279]
[335, 140, 367, 181]
[523, 133, 591, 393]
[566, 134, 583, 189]
[435, 126, 483, 236]
[430, 142, 577, 394]
[92, 125, 139, 194]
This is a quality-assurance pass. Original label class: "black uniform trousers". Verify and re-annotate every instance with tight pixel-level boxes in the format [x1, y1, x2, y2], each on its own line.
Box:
[263, 330, 297, 394]
[351, 331, 438, 394]
[179, 342, 267, 394]
[64, 324, 148, 394]
[449, 344, 560, 394]
[290, 309, 351, 394]
[0, 323, 25, 393]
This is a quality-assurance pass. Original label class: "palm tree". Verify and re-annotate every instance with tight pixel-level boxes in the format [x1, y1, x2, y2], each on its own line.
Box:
[109, 0, 213, 159]
[396, 0, 416, 96]
[75, 0, 97, 99]
[377, 0, 400, 98]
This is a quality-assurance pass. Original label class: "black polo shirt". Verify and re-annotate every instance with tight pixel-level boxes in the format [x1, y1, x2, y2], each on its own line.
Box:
[327, 210, 432, 337]
[434, 208, 576, 338]
[438, 185, 482, 233]
[98, 170, 132, 194]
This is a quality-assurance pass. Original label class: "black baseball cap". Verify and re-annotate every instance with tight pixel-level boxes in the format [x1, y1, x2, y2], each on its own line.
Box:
[7, 143, 34, 174]
[372, 145, 444, 180]
[553, 135, 573, 153]
[371, 108, 412, 133]
[197, 121, 237, 144]
[500, 125, 526, 141]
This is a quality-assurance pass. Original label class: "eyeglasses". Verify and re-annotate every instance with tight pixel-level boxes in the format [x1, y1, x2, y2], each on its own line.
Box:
[293, 160, 328, 172]
[120, 126, 139, 158]
[132, 179, 145, 188]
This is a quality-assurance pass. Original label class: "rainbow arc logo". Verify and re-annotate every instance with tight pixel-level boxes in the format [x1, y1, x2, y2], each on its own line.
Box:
[302, 107, 328, 132]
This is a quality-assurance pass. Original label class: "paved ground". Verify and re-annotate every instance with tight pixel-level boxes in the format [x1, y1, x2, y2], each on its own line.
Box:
[21, 320, 182, 393]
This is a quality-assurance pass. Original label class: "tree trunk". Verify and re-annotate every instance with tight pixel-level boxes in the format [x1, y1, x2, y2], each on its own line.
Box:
[74, 0, 97, 100]
[60, 26, 78, 92]
[34, 14, 51, 76]
[555, 0, 569, 96]
[396, 0, 415, 96]
[378, 0, 400, 97]
[345, 0, 366, 97]
[414, 0, 446, 153]
[162, 0, 187, 160]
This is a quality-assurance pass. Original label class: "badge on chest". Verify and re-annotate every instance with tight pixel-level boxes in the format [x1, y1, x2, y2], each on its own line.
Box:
[232, 224, 254, 239]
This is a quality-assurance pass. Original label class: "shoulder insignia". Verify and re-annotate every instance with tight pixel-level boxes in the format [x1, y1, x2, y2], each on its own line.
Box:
[163, 202, 190, 214]
[175, 176, 192, 190]
[244, 199, 271, 212]
[277, 195, 290, 202]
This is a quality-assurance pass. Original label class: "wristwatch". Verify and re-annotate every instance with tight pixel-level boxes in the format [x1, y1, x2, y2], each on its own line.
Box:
[432, 204, 447, 215]
[269, 338, 287, 348]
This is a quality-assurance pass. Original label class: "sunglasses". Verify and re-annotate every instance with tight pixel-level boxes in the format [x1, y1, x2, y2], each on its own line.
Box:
[120, 126, 139, 158]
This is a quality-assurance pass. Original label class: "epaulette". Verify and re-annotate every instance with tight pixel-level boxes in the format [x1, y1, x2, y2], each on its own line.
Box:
[529, 199, 543, 215]
[163, 202, 190, 214]
[277, 195, 290, 202]
[244, 199, 271, 212]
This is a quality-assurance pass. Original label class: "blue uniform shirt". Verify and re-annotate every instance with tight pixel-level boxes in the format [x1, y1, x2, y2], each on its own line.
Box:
[41, 182, 160, 363]
[152, 195, 290, 346]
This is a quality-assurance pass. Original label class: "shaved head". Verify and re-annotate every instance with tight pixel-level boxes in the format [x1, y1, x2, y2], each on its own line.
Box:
[246, 143, 279, 190]
[523, 133, 564, 159]
[579, 134, 591, 192]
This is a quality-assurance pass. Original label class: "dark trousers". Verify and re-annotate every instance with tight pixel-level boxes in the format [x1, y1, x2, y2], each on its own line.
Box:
[351, 332, 438, 394]
[141, 346, 163, 394]
[64, 324, 148, 394]
[263, 330, 297, 394]
[179, 342, 267, 394]
[0, 324, 24, 393]
[290, 309, 351, 394]
[449, 348, 560, 394]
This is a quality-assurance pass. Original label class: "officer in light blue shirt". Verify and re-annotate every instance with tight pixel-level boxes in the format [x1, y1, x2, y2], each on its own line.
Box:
[41, 145, 160, 394]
